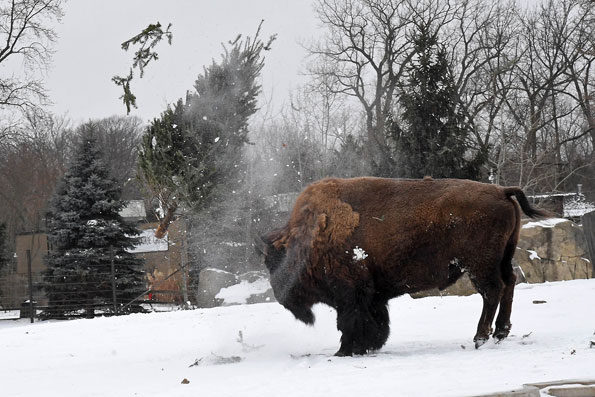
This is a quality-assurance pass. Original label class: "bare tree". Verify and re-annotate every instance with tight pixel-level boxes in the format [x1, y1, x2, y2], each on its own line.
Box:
[309, 0, 516, 177]
[72, 116, 145, 199]
[308, 0, 417, 175]
[0, 112, 72, 242]
[0, 0, 63, 113]
[562, 0, 595, 147]
[306, 0, 592, 193]
[286, 75, 361, 176]
[494, 0, 594, 192]
[443, 0, 521, 164]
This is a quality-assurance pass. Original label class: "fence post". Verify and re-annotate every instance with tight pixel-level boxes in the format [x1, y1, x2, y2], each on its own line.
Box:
[180, 238, 189, 308]
[581, 211, 595, 277]
[26, 249, 34, 323]
[110, 247, 118, 314]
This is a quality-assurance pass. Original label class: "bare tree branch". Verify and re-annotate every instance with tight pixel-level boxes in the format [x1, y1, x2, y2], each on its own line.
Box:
[0, 0, 63, 112]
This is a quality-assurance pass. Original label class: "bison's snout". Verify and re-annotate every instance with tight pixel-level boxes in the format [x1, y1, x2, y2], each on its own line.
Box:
[283, 301, 315, 325]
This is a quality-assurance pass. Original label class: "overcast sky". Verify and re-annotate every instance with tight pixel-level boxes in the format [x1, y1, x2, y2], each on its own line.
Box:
[45, 0, 318, 124]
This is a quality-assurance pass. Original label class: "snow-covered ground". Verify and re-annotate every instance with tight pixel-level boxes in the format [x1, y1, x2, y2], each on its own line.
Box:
[1, 279, 594, 397]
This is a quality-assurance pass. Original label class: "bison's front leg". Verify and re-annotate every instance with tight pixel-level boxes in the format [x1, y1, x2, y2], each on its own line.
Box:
[334, 289, 390, 356]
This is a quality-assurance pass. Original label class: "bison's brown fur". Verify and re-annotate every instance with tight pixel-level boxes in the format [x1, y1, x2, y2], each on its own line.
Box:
[259, 177, 550, 356]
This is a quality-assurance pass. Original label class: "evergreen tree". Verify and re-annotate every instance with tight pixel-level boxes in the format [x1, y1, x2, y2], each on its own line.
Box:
[44, 127, 145, 318]
[138, 22, 275, 237]
[392, 24, 483, 179]
[330, 134, 370, 178]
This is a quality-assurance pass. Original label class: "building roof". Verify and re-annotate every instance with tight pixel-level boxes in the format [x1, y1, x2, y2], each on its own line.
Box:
[527, 190, 595, 218]
[119, 200, 146, 220]
[563, 197, 595, 218]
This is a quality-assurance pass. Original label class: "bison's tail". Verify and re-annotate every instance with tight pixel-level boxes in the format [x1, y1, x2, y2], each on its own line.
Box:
[504, 187, 553, 219]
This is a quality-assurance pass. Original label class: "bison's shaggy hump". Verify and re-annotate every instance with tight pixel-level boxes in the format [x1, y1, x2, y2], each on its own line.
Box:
[260, 177, 550, 356]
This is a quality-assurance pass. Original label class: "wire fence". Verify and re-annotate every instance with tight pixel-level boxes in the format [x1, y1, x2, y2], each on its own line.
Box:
[0, 258, 190, 321]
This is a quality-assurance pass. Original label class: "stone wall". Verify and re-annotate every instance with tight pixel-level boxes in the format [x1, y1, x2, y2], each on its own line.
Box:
[414, 218, 593, 298]
[515, 219, 592, 282]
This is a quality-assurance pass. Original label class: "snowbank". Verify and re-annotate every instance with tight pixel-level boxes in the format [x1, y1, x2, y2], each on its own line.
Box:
[1, 279, 594, 397]
[521, 218, 569, 229]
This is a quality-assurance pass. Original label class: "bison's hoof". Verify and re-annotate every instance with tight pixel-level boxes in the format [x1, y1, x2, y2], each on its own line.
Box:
[334, 349, 353, 357]
[474, 337, 488, 349]
[493, 325, 511, 341]
[353, 347, 368, 356]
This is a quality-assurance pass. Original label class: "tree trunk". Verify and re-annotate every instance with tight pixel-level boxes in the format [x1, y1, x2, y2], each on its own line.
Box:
[155, 204, 177, 239]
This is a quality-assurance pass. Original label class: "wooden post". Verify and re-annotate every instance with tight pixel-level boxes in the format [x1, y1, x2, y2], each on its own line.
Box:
[581, 211, 595, 277]
[26, 249, 34, 323]
[110, 247, 118, 314]
[180, 238, 189, 309]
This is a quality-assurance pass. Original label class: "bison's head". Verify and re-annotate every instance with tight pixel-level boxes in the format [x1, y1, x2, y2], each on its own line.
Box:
[271, 254, 316, 324]
[254, 231, 285, 274]
[256, 233, 315, 325]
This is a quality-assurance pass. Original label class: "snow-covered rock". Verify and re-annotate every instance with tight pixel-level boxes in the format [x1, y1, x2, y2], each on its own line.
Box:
[195, 268, 238, 308]
[216, 273, 274, 306]
[515, 218, 592, 282]
[196, 269, 274, 308]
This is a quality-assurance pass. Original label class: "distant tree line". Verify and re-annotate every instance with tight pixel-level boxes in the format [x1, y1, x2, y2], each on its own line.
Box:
[299, 0, 594, 195]
[0, 115, 146, 314]
[0, 0, 593, 311]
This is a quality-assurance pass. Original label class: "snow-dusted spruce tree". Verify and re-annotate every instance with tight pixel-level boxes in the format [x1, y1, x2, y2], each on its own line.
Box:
[44, 127, 145, 318]
[391, 23, 484, 180]
[138, 22, 275, 238]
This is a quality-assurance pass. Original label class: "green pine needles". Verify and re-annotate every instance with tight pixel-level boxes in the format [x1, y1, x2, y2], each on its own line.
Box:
[391, 23, 484, 179]
[138, 21, 275, 237]
[44, 126, 146, 318]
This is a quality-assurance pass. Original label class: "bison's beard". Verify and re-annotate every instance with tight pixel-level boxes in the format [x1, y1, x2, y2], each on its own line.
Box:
[270, 262, 315, 325]
[260, 229, 316, 325]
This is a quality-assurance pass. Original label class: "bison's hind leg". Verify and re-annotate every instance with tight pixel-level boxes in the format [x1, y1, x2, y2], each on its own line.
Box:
[335, 287, 390, 357]
[468, 256, 505, 348]
[494, 241, 518, 341]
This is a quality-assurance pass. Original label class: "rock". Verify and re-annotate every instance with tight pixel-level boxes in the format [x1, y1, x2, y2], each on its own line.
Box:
[237, 270, 267, 283]
[515, 218, 593, 283]
[238, 271, 276, 304]
[195, 268, 238, 308]
[195, 269, 275, 308]
[411, 273, 476, 298]
[215, 272, 275, 306]
[245, 286, 276, 305]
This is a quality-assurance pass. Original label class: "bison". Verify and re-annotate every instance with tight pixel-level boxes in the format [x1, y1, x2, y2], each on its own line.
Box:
[258, 177, 550, 356]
